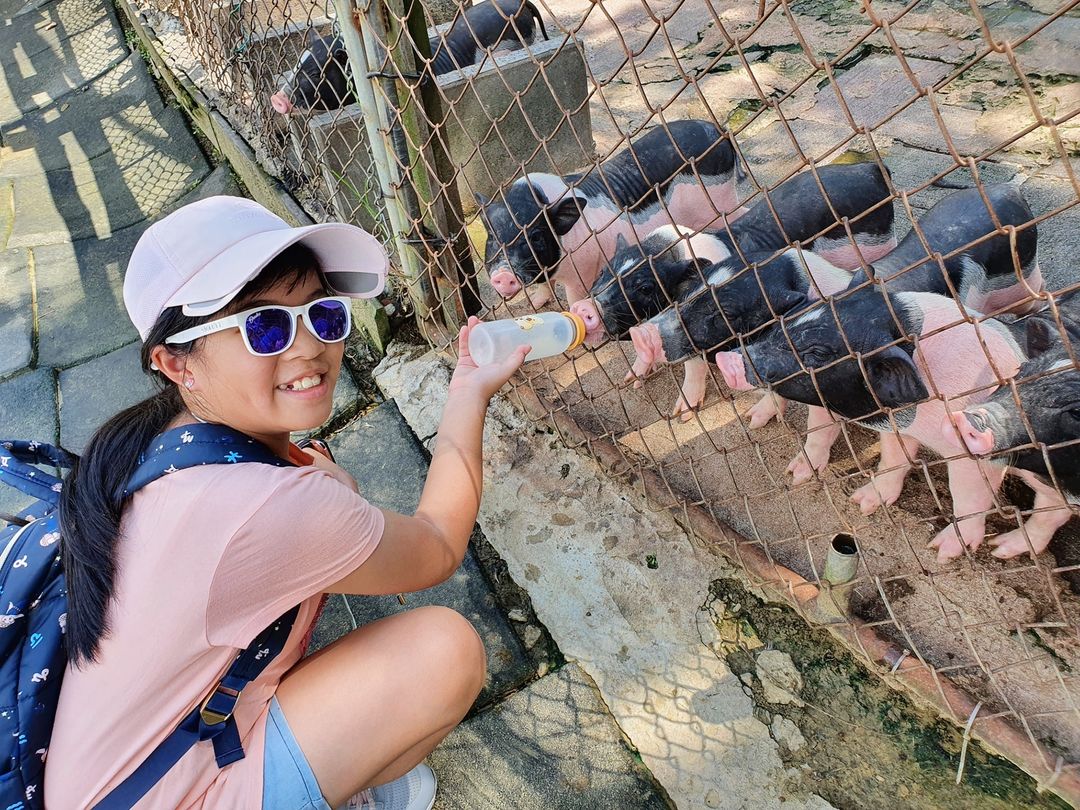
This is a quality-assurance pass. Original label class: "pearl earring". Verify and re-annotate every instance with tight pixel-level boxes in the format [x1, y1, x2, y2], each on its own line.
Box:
[184, 376, 194, 389]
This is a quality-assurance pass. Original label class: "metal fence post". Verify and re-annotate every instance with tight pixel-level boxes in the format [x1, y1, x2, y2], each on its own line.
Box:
[356, 0, 481, 338]
[395, 0, 484, 325]
[330, 0, 443, 342]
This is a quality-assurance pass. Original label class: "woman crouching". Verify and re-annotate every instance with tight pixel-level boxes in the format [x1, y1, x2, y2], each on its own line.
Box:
[45, 196, 527, 810]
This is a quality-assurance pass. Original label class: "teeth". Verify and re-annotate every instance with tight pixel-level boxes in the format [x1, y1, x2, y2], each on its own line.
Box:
[279, 374, 322, 391]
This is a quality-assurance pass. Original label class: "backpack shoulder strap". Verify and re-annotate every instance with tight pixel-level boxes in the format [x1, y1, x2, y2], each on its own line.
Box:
[124, 424, 293, 497]
[95, 605, 299, 810]
[0, 440, 75, 506]
[95, 424, 301, 810]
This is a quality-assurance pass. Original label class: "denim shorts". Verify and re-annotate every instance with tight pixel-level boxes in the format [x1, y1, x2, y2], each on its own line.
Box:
[263, 696, 333, 810]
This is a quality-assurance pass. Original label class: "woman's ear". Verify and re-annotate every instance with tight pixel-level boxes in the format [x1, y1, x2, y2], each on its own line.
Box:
[149, 345, 187, 388]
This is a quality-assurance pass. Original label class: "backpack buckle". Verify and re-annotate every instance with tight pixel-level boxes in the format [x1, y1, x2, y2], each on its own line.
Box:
[199, 683, 241, 726]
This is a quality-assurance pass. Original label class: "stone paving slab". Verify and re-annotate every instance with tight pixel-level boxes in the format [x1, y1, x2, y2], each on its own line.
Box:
[428, 663, 668, 810]
[801, 55, 953, 130]
[0, 367, 55, 441]
[0, 12, 127, 126]
[309, 401, 535, 705]
[1, 52, 161, 138]
[57, 340, 153, 453]
[33, 219, 143, 367]
[1021, 173, 1080, 294]
[0, 367, 56, 517]
[1, 57, 171, 176]
[982, 8, 1080, 78]
[1, 0, 115, 52]
[176, 163, 243, 201]
[0, 247, 32, 377]
[0, 175, 10, 241]
[6, 124, 210, 247]
[1, 104, 193, 178]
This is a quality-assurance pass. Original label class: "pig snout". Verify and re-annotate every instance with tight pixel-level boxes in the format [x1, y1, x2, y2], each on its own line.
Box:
[570, 299, 606, 339]
[270, 90, 294, 115]
[943, 409, 996, 455]
[716, 351, 754, 391]
[490, 269, 522, 298]
[628, 323, 667, 380]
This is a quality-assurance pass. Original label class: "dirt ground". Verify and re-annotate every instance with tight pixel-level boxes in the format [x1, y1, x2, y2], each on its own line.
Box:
[492, 0, 1080, 775]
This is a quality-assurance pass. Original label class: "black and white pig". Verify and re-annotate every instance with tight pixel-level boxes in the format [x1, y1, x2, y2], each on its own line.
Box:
[717, 289, 1028, 562]
[475, 119, 745, 308]
[944, 291, 1080, 559]
[269, 0, 548, 115]
[270, 29, 353, 114]
[430, 0, 547, 75]
[573, 162, 897, 344]
[593, 162, 896, 419]
[628, 247, 854, 420]
[715, 183, 1041, 490]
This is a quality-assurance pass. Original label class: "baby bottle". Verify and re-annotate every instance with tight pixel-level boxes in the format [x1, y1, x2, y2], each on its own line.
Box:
[468, 312, 587, 365]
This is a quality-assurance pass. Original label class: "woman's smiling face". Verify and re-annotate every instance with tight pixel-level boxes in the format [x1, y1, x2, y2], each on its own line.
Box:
[182, 273, 344, 445]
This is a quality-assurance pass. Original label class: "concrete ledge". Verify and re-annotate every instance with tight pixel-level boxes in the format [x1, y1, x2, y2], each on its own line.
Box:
[373, 343, 828, 810]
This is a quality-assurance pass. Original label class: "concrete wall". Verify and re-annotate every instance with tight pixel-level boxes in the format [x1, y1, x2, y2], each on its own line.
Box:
[303, 33, 594, 225]
[434, 35, 594, 207]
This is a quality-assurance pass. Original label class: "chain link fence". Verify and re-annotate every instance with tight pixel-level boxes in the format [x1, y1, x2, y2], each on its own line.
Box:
[125, 0, 1080, 798]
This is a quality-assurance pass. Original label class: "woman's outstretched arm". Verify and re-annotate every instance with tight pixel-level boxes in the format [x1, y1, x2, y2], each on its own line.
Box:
[328, 318, 529, 595]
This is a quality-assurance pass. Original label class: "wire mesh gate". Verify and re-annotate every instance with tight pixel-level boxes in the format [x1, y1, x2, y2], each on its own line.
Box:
[125, 0, 1080, 799]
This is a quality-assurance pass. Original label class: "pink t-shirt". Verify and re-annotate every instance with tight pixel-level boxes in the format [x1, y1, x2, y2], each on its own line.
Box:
[44, 452, 384, 809]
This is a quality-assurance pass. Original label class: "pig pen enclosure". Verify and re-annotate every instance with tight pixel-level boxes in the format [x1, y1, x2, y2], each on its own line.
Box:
[123, 0, 1080, 800]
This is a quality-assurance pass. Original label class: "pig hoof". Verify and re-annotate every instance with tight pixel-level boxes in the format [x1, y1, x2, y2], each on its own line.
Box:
[786, 455, 820, 486]
[989, 530, 1049, 559]
[849, 478, 903, 516]
[746, 396, 779, 429]
[527, 288, 553, 308]
[928, 526, 980, 562]
[672, 394, 704, 421]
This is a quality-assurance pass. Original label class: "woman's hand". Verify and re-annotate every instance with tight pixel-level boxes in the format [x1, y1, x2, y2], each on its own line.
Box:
[448, 316, 530, 401]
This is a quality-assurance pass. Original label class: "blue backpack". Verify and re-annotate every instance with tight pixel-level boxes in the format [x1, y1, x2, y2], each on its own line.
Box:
[0, 425, 300, 810]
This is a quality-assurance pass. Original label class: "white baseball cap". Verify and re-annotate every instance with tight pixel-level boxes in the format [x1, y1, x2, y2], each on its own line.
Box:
[123, 196, 388, 340]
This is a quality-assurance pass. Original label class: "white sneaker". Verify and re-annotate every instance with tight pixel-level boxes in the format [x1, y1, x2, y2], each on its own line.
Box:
[343, 763, 438, 810]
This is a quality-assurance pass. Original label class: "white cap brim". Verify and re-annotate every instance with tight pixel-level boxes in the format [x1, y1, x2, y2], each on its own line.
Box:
[168, 222, 388, 317]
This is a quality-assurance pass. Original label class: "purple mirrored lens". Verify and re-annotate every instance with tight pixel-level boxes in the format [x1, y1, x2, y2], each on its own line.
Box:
[309, 300, 349, 341]
[245, 308, 293, 354]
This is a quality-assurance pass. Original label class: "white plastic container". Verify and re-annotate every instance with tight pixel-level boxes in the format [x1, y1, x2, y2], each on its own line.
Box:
[468, 312, 587, 366]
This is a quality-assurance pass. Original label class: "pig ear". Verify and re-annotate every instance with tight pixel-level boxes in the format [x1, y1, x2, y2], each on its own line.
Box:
[614, 233, 630, 254]
[865, 346, 928, 408]
[1026, 317, 1055, 357]
[549, 197, 584, 236]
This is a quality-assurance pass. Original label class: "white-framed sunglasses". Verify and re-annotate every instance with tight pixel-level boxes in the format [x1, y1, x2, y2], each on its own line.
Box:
[165, 296, 353, 356]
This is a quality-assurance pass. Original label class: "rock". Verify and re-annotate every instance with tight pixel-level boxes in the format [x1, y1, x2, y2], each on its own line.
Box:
[507, 608, 528, 622]
[771, 715, 807, 753]
[756, 650, 805, 706]
[523, 625, 542, 649]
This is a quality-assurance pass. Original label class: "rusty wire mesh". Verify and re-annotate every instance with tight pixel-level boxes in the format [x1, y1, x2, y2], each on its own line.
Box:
[126, 0, 1080, 796]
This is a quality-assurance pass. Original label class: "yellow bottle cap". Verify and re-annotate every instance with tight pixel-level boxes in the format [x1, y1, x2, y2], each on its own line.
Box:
[562, 311, 587, 352]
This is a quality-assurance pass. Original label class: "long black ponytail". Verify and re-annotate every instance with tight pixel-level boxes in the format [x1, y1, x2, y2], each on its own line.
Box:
[60, 244, 324, 666]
